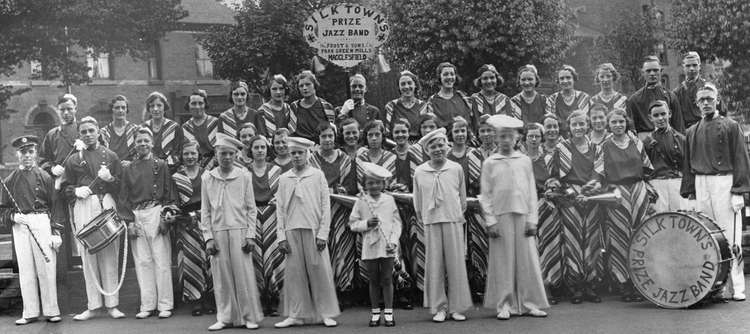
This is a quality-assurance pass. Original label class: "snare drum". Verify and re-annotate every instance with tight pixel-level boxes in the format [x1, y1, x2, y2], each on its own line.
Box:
[628, 211, 731, 308]
[76, 208, 126, 254]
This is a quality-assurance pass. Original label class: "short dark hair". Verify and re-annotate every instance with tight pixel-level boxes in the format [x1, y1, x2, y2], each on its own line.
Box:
[185, 90, 209, 111]
[109, 95, 129, 113]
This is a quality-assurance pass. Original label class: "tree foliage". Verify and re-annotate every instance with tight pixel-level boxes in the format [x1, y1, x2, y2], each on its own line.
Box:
[384, 0, 575, 95]
[669, 0, 750, 117]
[0, 0, 186, 107]
[589, 8, 660, 93]
[200, 0, 375, 106]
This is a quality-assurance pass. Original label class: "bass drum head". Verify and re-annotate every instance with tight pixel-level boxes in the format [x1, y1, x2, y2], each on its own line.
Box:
[628, 211, 726, 308]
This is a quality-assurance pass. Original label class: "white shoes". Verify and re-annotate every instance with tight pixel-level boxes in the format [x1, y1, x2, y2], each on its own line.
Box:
[73, 309, 96, 321]
[245, 322, 259, 329]
[208, 322, 228, 331]
[322, 318, 338, 327]
[450, 313, 466, 321]
[274, 317, 303, 328]
[158, 310, 172, 319]
[497, 309, 510, 320]
[15, 317, 36, 325]
[527, 309, 548, 317]
[432, 310, 446, 322]
[135, 311, 153, 319]
[108, 308, 126, 319]
[733, 293, 746, 301]
[48, 315, 62, 323]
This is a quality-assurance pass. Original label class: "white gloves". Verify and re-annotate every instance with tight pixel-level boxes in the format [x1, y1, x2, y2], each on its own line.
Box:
[339, 99, 355, 116]
[97, 165, 114, 182]
[75, 186, 92, 199]
[73, 139, 86, 151]
[50, 235, 62, 251]
[12, 213, 28, 225]
[731, 194, 745, 213]
[51, 164, 65, 177]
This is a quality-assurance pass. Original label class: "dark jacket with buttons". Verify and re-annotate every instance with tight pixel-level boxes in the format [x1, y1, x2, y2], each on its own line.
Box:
[681, 114, 750, 197]
[643, 127, 685, 179]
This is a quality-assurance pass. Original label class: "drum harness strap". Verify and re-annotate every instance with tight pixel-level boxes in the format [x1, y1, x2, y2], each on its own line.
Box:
[71, 200, 129, 297]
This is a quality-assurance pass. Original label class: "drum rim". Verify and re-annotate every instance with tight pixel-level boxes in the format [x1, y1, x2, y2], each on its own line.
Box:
[628, 211, 723, 309]
[87, 224, 125, 254]
[76, 209, 118, 237]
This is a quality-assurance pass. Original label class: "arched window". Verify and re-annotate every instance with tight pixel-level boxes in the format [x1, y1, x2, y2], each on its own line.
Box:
[25, 104, 59, 138]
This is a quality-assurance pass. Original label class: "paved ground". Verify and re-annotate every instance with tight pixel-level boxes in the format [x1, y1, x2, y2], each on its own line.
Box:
[3, 279, 750, 334]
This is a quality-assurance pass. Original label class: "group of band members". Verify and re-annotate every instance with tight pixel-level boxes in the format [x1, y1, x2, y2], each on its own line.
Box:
[1, 50, 749, 329]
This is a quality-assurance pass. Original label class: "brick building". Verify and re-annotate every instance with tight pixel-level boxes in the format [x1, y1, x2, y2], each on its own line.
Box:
[0, 0, 238, 163]
[561, 0, 724, 96]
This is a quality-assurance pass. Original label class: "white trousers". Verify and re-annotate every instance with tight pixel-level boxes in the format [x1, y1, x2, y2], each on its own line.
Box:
[132, 205, 173, 312]
[13, 213, 60, 318]
[651, 178, 688, 213]
[695, 174, 745, 296]
[73, 194, 120, 309]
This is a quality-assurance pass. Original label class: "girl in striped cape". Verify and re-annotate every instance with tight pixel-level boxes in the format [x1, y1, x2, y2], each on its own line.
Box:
[219, 81, 265, 139]
[245, 135, 284, 316]
[384, 71, 427, 143]
[143, 92, 183, 169]
[471, 64, 521, 122]
[510, 64, 548, 125]
[597, 108, 654, 302]
[549, 110, 606, 304]
[309, 122, 358, 298]
[546, 65, 590, 138]
[100, 95, 138, 162]
[258, 75, 295, 137]
[523, 123, 562, 304]
[401, 113, 439, 298]
[447, 116, 486, 301]
[172, 142, 214, 316]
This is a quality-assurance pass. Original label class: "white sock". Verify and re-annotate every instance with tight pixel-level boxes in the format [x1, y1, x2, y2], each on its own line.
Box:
[384, 308, 393, 321]
[371, 308, 381, 321]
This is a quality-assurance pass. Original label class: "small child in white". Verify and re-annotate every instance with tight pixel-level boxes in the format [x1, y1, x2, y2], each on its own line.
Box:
[480, 115, 549, 320]
[349, 162, 402, 327]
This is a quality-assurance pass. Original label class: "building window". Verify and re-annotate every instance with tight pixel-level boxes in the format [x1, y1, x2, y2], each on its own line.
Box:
[87, 49, 112, 79]
[29, 60, 54, 80]
[195, 44, 214, 78]
[25, 104, 59, 140]
[148, 41, 161, 80]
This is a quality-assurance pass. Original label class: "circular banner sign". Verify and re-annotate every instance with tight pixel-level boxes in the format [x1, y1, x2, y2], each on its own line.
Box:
[303, 3, 390, 68]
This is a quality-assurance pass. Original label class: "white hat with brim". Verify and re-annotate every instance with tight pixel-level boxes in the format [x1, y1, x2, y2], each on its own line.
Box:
[287, 137, 315, 150]
[486, 114, 523, 130]
[214, 133, 244, 151]
[417, 128, 447, 147]
[361, 162, 392, 181]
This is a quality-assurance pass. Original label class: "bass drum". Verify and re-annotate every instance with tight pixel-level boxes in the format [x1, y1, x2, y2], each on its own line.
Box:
[628, 211, 731, 308]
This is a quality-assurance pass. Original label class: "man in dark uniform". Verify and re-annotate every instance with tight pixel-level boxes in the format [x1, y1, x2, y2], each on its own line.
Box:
[40, 94, 84, 181]
[336, 74, 383, 128]
[626, 56, 684, 139]
[642, 100, 687, 212]
[673, 52, 707, 129]
[61, 116, 126, 320]
[1, 135, 63, 325]
[681, 83, 750, 301]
